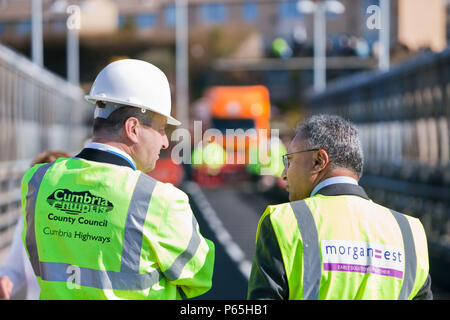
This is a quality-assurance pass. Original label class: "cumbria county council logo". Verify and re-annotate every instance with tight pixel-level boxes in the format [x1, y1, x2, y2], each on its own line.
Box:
[46, 189, 114, 215]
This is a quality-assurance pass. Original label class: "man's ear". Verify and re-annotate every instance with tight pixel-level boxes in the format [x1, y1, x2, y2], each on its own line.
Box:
[123, 117, 140, 144]
[312, 149, 329, 173]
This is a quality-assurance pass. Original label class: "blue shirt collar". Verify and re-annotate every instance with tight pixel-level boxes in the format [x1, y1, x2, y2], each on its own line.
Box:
[310, 176, 358, 197]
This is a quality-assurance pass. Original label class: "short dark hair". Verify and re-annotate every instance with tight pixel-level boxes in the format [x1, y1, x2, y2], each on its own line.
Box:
[93, 103, 153, 135]
[296, 114, 364, 177]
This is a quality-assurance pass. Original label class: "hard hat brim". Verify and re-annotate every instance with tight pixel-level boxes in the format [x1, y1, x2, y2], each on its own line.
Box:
[85, 95, 181, 126]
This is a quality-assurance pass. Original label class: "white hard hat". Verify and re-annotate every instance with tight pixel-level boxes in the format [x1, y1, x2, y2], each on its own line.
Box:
[85, 59, 181, 126]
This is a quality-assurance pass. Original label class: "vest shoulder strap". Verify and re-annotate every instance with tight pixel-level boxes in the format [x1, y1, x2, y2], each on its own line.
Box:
[389, 209, 417, 300]
[289, 200, 321, 300]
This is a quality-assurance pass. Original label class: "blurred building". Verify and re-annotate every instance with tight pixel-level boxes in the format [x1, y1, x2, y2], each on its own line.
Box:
[0, 0, 448, 54]
[0, 0, 448, 101]
[397, 0, 447, 52]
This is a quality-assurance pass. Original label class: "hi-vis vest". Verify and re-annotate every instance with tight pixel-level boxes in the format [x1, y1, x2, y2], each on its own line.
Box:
[21, 157, 214, 300]
[257, 193, 429, 300]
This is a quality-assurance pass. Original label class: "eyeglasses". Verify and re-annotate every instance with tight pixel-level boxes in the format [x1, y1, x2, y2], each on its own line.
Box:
[282, 148, 319, 169]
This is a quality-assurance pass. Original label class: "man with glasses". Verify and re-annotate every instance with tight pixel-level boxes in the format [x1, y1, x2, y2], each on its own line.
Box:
[247, 114, 432, 300]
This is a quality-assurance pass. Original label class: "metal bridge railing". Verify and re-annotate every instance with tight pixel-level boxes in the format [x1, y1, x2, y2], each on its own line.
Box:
[305, 48, 450, 287]
[0, 43, 90, 260]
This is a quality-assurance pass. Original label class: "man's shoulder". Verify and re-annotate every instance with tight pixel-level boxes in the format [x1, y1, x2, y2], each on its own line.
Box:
[259, 201, 294, 224]
[369, 199, 420, 223]
[147, 174, 188, 202]
[384, 205, 427, 234]
[21, 162, 53, 185]
[268, 201, 292, 211]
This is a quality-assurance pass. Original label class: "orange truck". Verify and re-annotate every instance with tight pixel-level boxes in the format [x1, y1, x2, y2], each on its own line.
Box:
[207, 85, 270, 134]
[192, 85, 271, 185]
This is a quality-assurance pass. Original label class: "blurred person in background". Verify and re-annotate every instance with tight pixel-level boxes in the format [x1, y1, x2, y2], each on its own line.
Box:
[0, 150, 70, 300]
[248, 114, 432, 300]
[20, 59, 214, 299]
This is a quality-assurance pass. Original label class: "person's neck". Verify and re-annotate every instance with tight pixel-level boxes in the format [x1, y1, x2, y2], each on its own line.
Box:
[322, 169, 359, 181]
[90, 138, 137, 167]
[312, 168, 359, 190]
[91, 138, 132, 156]
[309, 168, 359, 198]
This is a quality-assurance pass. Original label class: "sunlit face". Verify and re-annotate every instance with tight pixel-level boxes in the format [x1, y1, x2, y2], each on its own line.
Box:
[282, 135, 317, 202]
[134, 113, 169, 172]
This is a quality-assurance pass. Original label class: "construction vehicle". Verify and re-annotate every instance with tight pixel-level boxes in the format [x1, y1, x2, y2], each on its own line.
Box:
[191, 85, 273, 186]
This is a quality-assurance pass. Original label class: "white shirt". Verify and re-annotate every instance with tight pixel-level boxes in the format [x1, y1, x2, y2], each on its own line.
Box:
[84, 142, 137, 170]
[0, 216, 40, 299]
[310, 176, 359, 197]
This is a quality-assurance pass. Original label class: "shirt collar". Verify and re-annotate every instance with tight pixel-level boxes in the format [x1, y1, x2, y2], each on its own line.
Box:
[84, 142, 137, 170]
[310, 176, 358, 197]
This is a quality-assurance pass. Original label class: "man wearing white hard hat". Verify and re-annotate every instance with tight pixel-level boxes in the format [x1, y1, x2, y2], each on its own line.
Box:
[20, 59, 215, 299]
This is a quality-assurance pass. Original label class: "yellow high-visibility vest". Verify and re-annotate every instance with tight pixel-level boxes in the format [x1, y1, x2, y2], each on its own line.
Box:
[256, 193, 429, 299]
[21, 157, 214, 299]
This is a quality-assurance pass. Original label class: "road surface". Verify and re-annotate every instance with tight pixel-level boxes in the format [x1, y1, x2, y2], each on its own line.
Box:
[183, 181, 284, 300]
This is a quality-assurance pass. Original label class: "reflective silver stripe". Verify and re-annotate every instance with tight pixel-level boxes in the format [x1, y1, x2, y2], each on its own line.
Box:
[290, 200, 321, 300]
[164, 214, 201, 281]
[390, 209, 417, 300]
[120, 173, 156, 273]
[25, 163, 53, 277]
[40, 262, 162, 291]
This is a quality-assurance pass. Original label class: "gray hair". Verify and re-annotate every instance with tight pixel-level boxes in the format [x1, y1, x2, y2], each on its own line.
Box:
[295, 114, 364, 177]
